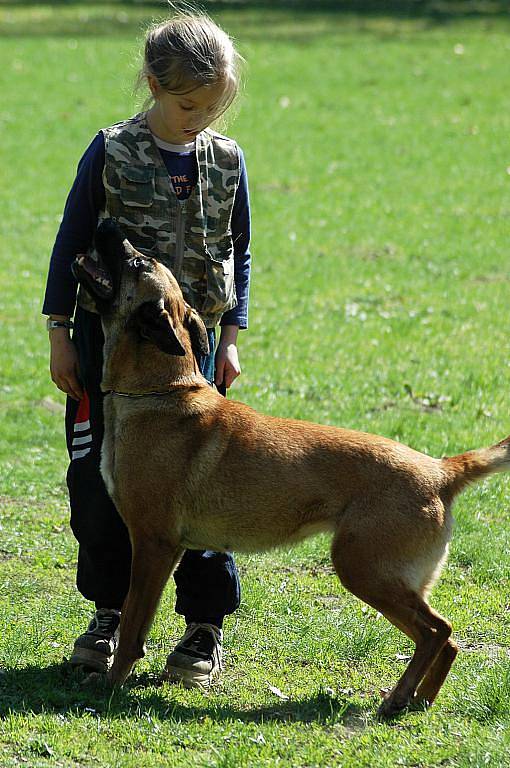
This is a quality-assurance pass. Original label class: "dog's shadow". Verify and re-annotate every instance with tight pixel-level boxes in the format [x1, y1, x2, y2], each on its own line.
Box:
[0, 663, 367, 727]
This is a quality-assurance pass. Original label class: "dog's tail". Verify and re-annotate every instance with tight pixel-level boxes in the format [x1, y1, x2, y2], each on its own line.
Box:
[441, 435, 510, 499]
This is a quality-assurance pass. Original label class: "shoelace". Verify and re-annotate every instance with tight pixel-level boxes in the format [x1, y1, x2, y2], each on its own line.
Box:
[93, 613, 119, 636]
[181, 628, 217, 657]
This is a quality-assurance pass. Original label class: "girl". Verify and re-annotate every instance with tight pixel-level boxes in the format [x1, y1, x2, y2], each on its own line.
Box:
[43, 10, 251, 688]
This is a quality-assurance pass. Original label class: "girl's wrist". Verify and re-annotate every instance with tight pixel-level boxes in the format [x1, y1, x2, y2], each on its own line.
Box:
[49, 327, 73, 344]
[47, 314, 73, 342]
[219, 324, 239, 346]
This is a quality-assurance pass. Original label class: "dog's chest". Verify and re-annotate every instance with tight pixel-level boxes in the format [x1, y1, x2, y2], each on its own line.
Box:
[100, 397, 123, 500]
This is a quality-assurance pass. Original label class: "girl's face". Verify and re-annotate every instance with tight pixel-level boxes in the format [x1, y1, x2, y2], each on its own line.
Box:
[147, 76, 230, 144]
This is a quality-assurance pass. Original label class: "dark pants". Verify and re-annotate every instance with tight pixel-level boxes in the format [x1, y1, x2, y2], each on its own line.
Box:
[65, 306, 240, 628]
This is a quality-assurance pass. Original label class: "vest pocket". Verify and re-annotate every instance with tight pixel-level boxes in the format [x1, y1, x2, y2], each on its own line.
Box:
[202, 234, 237, 316]
[119, 165, 155, 207]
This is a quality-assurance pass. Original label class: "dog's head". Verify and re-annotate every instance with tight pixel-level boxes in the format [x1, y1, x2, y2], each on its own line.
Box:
[72, 219, 209, 360]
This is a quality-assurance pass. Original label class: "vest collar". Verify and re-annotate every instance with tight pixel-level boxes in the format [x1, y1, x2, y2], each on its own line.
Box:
[136, 111, 214, 158]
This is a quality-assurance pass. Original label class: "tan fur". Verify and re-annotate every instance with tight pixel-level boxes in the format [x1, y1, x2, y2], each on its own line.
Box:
[88, 246, 510, 718]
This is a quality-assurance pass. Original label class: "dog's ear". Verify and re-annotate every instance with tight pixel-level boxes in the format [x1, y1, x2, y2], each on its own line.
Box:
[184, 306, 210, 358]
[129, 302, 186, 356]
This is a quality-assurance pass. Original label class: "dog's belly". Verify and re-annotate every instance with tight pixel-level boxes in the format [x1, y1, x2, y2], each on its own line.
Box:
[177, 510, 334, 552]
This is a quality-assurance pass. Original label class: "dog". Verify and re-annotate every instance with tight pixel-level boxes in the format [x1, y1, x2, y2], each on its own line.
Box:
[72, 219, 510, 718]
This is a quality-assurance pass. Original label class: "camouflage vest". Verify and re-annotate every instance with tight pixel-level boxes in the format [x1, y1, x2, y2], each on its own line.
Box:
[77, 112, 240, 327]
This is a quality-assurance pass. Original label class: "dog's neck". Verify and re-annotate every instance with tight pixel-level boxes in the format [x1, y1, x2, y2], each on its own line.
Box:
[101, 328, 205, 395]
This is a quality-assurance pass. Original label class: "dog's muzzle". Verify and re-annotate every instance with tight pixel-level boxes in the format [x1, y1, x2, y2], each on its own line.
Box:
[72, 251, 114, 300]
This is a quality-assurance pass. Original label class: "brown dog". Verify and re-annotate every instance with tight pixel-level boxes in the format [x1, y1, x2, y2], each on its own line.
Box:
[73, 219, 510, 718]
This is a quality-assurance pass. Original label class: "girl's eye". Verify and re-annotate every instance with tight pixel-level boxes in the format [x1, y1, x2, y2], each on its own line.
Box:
[180, 105, 194, 112]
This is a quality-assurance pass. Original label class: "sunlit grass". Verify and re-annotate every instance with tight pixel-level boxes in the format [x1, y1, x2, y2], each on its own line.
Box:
[1, 2, 510, 766]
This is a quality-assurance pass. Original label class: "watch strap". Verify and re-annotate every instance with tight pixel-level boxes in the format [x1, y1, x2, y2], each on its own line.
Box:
[47, 318, 74, 331]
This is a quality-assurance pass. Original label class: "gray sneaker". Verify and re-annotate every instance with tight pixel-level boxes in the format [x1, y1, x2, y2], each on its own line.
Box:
[70, 608, 121, 673]
[163, 622, 223, 689]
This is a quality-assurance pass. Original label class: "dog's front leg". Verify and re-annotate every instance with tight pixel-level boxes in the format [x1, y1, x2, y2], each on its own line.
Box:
[107, 536, 184, 687]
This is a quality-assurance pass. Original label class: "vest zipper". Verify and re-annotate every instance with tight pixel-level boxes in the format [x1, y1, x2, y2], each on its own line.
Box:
[174, 200, 187, 282]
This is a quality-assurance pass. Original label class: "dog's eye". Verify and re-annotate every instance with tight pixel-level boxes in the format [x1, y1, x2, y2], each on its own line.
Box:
[132, 258, 141, 268]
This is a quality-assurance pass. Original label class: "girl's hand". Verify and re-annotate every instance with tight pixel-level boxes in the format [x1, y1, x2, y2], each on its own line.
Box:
[215, 325, 241, 389]
[49, 329, 84, 401]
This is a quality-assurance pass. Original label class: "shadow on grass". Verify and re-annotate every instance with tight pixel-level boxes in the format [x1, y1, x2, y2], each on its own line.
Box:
[0, 662, 367, 726]
[0, 1, 509, 39]
[1, 0, 510, 18]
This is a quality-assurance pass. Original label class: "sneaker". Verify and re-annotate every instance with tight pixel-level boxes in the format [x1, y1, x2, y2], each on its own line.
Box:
[163, 622, 223, 689]
[70, 608, 121, 673]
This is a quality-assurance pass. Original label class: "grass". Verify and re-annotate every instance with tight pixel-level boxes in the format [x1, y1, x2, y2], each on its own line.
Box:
[1, 1, 510, 765]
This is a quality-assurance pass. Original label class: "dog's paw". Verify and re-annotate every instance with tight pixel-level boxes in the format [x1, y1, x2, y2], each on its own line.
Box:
[409, 695, 431, 713]
[377, 693, 411, 720]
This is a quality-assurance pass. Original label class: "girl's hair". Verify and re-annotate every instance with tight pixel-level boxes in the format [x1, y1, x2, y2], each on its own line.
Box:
[136, 7, 244, 126]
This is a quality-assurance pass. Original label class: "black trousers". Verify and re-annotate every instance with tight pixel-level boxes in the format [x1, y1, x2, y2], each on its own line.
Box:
[65, 306, 241, 627]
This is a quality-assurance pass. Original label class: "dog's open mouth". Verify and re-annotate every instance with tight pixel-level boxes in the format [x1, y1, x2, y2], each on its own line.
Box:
[72, 251, 114, 300]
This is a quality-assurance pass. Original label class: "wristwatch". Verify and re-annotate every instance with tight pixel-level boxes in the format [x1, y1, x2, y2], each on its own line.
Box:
[47, 318, 74, 331]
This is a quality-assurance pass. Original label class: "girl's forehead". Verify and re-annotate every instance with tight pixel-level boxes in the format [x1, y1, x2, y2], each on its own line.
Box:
[176, 79, 229, 106]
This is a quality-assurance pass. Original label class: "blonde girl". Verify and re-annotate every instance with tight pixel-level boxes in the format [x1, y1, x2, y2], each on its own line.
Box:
[43, 9, 251, 687]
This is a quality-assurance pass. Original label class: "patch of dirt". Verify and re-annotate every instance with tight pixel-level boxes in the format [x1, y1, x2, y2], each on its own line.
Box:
[39, 396, 66, 414]
[0, 495, 49, 511]
[456, 639, 510, 659]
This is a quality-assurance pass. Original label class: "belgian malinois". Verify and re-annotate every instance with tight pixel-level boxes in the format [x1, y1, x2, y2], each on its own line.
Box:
[72, 219, 510, 718]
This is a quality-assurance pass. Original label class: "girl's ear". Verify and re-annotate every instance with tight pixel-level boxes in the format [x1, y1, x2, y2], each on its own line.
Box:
[147, 74, 160, 99]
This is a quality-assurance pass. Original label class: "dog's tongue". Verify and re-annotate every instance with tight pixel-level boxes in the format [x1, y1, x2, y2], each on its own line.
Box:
[72, 253, 113, 299]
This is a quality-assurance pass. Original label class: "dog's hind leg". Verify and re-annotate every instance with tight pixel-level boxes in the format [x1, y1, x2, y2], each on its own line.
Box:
[413, 637, 458, 708]
[375, 598, 452, 718]
[331, 523, 452, 718]
[108, 536, 184, 687]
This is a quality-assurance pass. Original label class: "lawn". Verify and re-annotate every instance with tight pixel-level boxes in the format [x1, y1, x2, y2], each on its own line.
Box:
[1, 1, 510, 766]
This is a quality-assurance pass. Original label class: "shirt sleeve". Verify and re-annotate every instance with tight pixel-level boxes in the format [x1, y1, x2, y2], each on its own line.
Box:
[42, 132, 106, 316]
[221, 147, 251, 329]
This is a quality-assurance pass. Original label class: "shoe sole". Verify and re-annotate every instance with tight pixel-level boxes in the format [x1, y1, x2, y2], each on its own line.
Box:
[162, 665, 221, 689]
[70, 647, 113, 673]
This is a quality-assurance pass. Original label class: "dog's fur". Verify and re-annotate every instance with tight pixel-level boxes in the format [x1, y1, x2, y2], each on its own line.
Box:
[73, 220, 510, 718]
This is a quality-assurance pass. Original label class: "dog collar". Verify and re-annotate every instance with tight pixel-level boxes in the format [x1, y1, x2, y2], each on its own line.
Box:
[104, 377, 207, 398]
[103, 372, 211, 398]
[105, 388, 182, 398]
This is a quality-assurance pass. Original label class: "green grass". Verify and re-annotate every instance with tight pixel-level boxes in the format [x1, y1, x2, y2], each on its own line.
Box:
[1, 1, 510, 765]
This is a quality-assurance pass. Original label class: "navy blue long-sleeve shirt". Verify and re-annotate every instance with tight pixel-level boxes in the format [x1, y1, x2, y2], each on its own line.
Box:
[43, 131, 251, 328]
